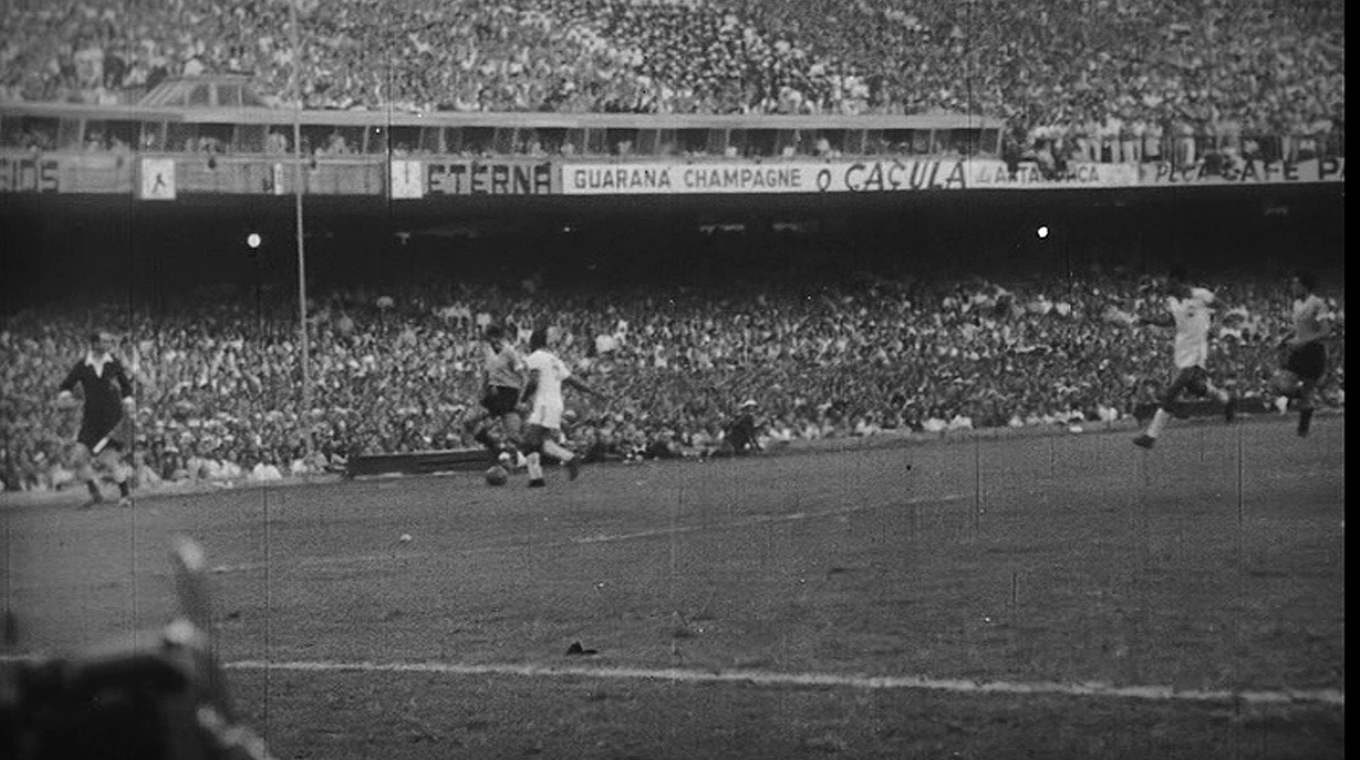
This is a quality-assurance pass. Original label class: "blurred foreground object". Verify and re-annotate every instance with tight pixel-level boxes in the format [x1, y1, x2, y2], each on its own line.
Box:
[0, 536, 275, 759]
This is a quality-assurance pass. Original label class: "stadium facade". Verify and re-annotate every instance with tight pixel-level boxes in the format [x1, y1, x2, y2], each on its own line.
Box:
[0, 78, 1345, 305]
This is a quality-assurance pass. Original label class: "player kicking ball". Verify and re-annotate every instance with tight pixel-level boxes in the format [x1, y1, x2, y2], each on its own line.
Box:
[1269, 270, 1330, 437]
[1133, 268, 1237, 449]
[464, 324, 526, 458]
[519, 327, 606, 487]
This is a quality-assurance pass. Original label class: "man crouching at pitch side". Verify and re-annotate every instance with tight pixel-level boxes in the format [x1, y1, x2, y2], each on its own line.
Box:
[519, 327, 606, 488]
[57, 331, 136, 508]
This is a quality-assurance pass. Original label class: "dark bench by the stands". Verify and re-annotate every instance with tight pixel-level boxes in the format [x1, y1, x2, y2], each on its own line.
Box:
[346, 448, 495, 478]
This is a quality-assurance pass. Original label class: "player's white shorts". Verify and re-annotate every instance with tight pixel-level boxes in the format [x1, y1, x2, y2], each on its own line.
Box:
[527, 399, 564, 430]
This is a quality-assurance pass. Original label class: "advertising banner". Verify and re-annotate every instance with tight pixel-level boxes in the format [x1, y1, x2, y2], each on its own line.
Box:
[425, 160, 554, 195]
[564, 162, 820, 194]
[966, 160, 1141, 189]
[0, 154, 61, 193]
[562, 159, 984, 195]
[565, 156, 1341, 194]
[1139, 157, 1345, 185]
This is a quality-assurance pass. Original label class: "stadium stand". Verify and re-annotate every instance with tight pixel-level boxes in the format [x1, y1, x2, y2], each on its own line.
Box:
[0, 0, 1344, 149]
[0, 271, 1344, 491]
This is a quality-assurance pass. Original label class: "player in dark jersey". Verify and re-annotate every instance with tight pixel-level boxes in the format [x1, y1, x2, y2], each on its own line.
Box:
[1270, 270, 1331, 437]
[57, 331, 136, 508]
[463, 324, 525, 457]
[725, 399, 764, 455]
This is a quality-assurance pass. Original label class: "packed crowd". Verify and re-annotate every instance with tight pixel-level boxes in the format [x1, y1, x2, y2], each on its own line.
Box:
[0, 0, 1343, 144]
[0, 270, 1344, 492]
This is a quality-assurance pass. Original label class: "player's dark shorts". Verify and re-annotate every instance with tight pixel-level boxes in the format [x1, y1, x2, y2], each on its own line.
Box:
[1160, 366, 1211, 405]
[1284, 341, 1326, 382]
[78, 414, 129, 452]
[480, 386, 521, 417]
[519, 424, 559, 453]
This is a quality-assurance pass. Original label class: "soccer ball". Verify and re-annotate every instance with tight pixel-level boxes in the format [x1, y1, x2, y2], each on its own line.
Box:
[485, 465, 509, 486]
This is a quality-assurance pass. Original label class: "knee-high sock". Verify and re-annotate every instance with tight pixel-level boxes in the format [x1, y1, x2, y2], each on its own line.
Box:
[1146, 408, 1172, 438]
[526, 452, 543, 481]
[1297, 381, 1317, 411]
[542, 439, 574, 463]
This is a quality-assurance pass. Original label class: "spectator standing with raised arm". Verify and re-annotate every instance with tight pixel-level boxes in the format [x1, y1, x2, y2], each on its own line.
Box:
[57, 331, 136, 508]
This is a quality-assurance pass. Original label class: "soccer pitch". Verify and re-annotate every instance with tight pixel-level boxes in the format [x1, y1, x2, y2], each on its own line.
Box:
[2, 416, 1345, 759]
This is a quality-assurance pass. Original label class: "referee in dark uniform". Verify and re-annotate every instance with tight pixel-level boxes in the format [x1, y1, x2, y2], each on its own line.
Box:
[57, 331, 136, 508]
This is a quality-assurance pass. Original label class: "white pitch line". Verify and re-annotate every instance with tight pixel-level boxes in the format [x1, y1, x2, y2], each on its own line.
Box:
[208, 551, 429, 575]
[221, 658, 1345, 707]
[204, 493, 967, 574]
[0, 652, 1342, 707]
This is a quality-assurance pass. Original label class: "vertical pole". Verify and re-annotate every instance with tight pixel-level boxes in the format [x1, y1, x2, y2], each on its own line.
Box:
[291, 0, 311, 455]
[973, 435, 982, 532]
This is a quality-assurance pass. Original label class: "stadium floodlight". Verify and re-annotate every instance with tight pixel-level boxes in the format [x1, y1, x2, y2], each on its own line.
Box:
[1037, 225, 1050, 239]
[246, 232, 262, 249]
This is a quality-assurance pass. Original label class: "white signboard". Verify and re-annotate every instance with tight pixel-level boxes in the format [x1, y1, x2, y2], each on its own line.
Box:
[561, 159, 978, 195]
[563, 158, 1187, 194]
[1139, 157, 1344, 185]
[139, 158, 176, 200]
[967, 159, 1142, 189]
[389, 159, 424, 199]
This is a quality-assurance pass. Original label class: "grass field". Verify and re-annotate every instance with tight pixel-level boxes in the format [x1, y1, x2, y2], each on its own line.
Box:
[2, 416, 1345, 759]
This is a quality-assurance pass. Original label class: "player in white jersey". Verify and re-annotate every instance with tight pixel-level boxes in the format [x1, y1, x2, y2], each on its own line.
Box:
[519, 327, 606, 487]
[1269, 270, 1330, 436]
[1133, 268, 1237, 449]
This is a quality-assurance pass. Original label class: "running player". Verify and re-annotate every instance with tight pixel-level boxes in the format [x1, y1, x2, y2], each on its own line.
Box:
[519, 327, 606, 487]
[57, 331, 136, 507]
[1133, 268, 1237, 449]
[1270, 270, 1330, 437]
[464, 324, 525, 457]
